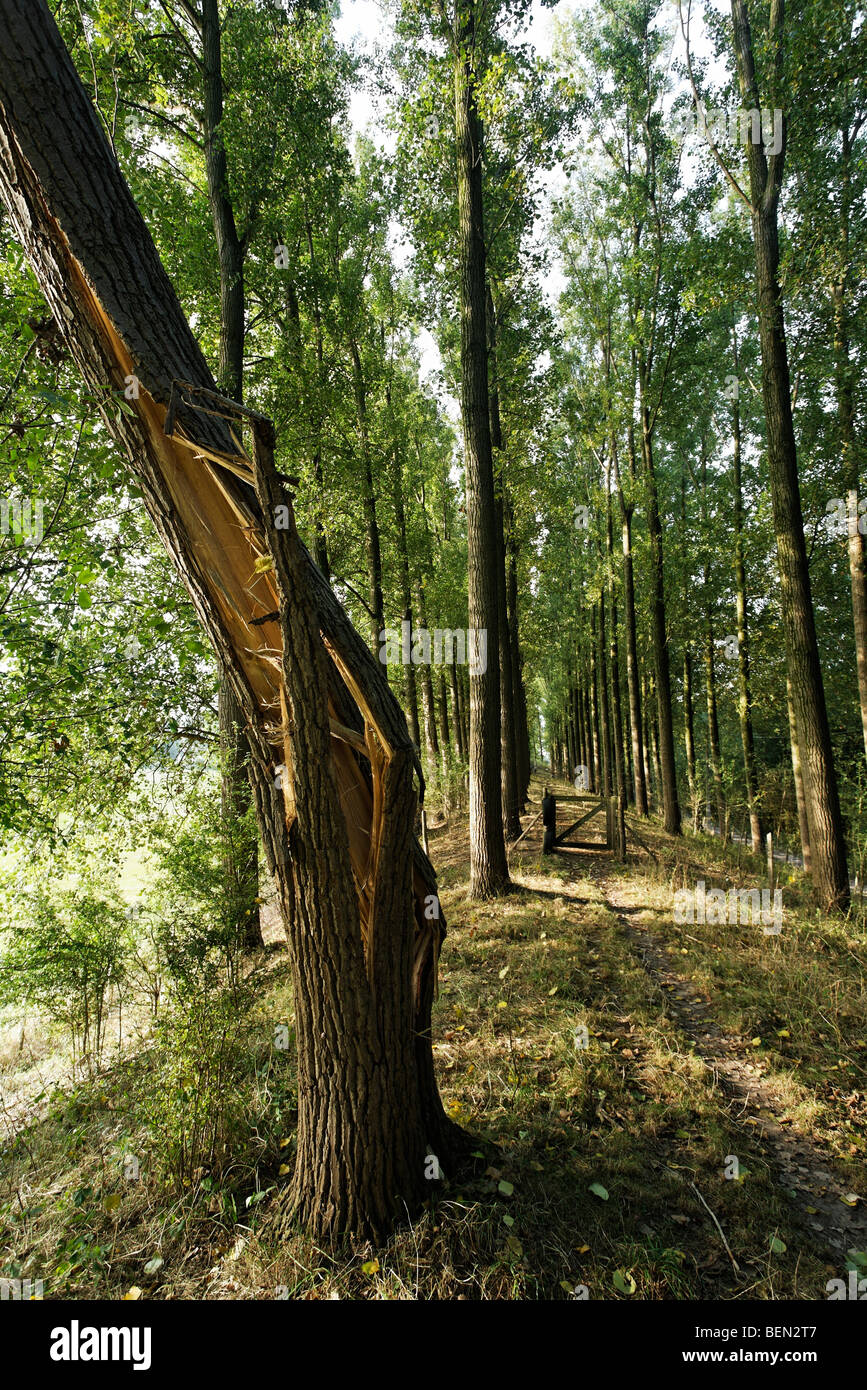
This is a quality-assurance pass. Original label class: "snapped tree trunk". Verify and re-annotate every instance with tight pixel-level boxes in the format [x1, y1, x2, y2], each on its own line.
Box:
[0, 0, 463, 1240]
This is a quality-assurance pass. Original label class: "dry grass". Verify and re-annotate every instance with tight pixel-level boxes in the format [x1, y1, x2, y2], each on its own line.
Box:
[1, 783, 864, 1300]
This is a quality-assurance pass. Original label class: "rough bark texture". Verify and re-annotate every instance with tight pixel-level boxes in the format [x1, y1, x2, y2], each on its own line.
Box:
[453, 1, 509, 896]
[487, 287, 521, 839]
[391, 450, 422, 749]
[683, 649, 700, 832]
[219, 680, 262, 952]
[787, 672, 812, 875]
[730, 325, 763, 854]
[200, 3, 260, 944]
[732, 0, 848, 910]
[0, 0, 462, 1239]
[505, 493, 530, 805]
[350, 337, 385, 657]
[831, 127, 867, 763]
[640, 402, 681, 834]
[614, 441, 647, 814]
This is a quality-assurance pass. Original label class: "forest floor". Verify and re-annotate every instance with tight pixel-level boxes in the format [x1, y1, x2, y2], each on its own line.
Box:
[2, 775, 866, 1300]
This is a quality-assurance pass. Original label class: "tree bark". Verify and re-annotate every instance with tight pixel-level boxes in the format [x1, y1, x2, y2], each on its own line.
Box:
[683, 649, 700, 832]
[349, 337, 385, 656]
[786, 672, 812, 875]
[831, 124, 867, 763]
[731, 0, 848, 910]
[219, 681, 262, 951]
[640, 395, 681, 833]
[453, 0, 509, 895]
[613, 443, 648, 814]
[505, 494, 530, 805]
[487, 286, 521, 839]
[0, 0, 462, 1239]
[391, 447, 422, 749]
[730, 321, 763, 852]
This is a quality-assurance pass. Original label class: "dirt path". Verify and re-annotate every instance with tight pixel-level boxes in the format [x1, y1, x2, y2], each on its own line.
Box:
[597, 870, 867, 1263]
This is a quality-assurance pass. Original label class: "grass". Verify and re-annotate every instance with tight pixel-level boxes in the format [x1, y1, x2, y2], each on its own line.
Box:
[1, 781, 864, 1300]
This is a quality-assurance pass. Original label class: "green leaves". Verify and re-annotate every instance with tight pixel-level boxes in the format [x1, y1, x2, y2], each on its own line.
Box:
[588, 1182, 609, 1201]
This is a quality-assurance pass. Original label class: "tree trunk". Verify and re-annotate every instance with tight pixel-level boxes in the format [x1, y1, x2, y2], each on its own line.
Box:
[349, 337, 385, 656]
[786, 672, 811, 875]
[202, 0, 244, 405]
[704, 619, 725, 839]
[449, 661, 465, 760]
[597, 598, 613, 797]
[731, 0, 848, 910]
[616, 485, 647, 813]
[831, 128, 867, 762]
[640, 400, 681, 833]
[683, 649, 699, 832]
[505, 494, 530, 805]
[202, 0, 258, 948]
[219, 681, 262, 951]
[391, 449, 422, 749]
[453, 2, 509, 896]
[0, 0, 462, 1239]
[487, 288, 521, 839]
[413, 576, 440, 765]
[605, 479, 627, 804]
[589, 627, 602, 794]
[304, 216, 331, 581]
[730, 322, 763, 853]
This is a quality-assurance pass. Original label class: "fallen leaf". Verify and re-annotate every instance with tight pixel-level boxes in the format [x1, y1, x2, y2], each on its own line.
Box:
[124, 1287, 142, 1301]
[589, 1182, 609, 1201]
[361, 1259, 379, 1276]
[498, 1180, 515, 1197]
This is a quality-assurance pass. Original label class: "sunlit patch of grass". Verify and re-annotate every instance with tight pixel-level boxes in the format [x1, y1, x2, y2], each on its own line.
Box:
[0, 781, 853, 1299]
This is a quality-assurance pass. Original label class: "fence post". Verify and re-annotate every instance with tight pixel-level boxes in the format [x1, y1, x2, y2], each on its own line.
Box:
[766, 831, 775, 893]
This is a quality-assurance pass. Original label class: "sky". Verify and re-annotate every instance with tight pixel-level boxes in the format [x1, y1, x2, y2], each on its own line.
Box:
[329, 2, 576, 405]
[327, 2, 727, 408]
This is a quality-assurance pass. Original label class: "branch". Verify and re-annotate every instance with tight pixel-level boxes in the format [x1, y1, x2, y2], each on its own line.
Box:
[677, 0, 754, 212]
